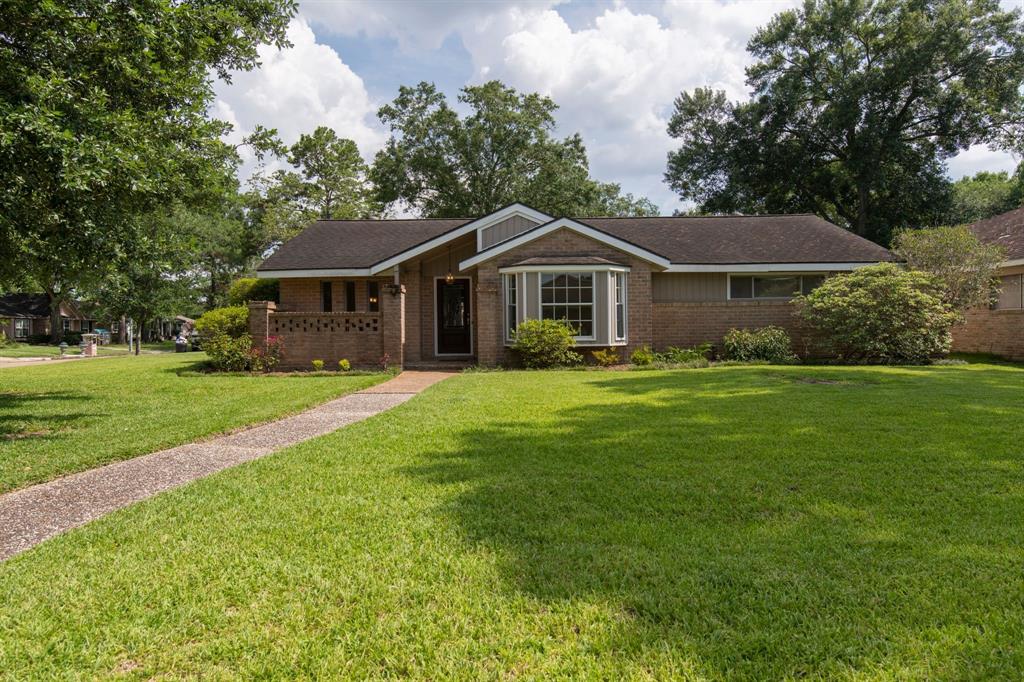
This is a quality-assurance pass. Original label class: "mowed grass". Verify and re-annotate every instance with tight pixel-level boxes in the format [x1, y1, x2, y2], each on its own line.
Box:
[2, 364, 1024, 679]
[0, 341, 173, 358]
[0, 354, 384, 492]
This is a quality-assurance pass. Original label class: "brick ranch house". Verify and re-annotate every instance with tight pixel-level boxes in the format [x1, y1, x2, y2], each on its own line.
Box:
[0, 293, 95, 341]
[250, 203, 894, 369]
[951, 206, 1024, 360]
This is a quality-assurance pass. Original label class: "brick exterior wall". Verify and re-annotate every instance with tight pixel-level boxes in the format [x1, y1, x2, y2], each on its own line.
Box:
[474, 228, 654, 366]
[652, 300, 814, 356]
[951, 308, 1024, 359]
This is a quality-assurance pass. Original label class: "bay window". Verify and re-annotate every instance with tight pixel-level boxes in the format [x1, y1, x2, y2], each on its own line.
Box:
[541, 272, 594, 339]
[504, 273, 518, 341]
[614, 271, 626, 341]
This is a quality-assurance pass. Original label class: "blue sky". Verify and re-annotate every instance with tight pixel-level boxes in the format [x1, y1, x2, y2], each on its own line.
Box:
[214, 0, 1022, 215]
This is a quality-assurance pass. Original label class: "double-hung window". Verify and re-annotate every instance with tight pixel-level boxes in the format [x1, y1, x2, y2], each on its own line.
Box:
[504, 274, 518, 341]
[613, 272, 626, 341]
[14, 319, 28, 339]
[541, 272, 594, 339]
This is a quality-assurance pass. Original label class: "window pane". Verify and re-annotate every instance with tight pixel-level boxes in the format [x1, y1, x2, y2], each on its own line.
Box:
[730, 276, 753, 299]
[754, 276, 800, 298]
[321, 281, 333, 312]
[541, 273, 554, 286]
[367, 281, 380, 312]
[801, 275, 826, 295]
[579, 274, 593, 287]
[344, 281, 356, 312]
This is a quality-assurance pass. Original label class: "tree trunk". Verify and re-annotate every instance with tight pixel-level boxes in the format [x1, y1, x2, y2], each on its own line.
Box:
[46, 289, 62, 343]
[118, 315, 127, 344]
[134, 321, 142, 356]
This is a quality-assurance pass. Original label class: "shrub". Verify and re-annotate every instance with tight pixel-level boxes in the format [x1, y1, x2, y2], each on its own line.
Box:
[338, 359, 351, 372]
[795, 263, 957, 363]
[723, 326, 797, 363]
[62, 331, 83, 345]
[195, 306, 248, 341]
[659, 343, 712, 364]
[26, 333, 50, 345]
[630, 345, 655, 366]
[311, 359, 324, 371]
[250, 336, 284, 373]
[511, 319, 583, 368]
[228, 277, 280, 305]
[203, 334, 253, 372]
[591, 348, 620, 367]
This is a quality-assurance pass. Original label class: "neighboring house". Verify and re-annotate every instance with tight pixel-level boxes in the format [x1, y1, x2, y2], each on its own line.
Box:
[952, 206, 1024, 360]
[0, 294, 95, 341]
[251, 203, 893, 368]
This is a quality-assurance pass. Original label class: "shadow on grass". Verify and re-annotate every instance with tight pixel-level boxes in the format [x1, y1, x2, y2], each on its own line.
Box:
[408, 367, 1024, 677]
[0, 391, 92, 439]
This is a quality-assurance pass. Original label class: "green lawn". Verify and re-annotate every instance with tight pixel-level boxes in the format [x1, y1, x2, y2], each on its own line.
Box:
[0, 341, 174, 358]
[0, 354, 384, 492]
[2, 364, 1023, 678]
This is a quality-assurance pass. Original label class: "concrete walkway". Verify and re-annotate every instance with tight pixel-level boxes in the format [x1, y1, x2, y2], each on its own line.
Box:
[0, 371, 453, 561]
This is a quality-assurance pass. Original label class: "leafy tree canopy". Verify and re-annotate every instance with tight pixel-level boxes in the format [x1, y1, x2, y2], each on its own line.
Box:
[945, 165, 1024, 224]
[892, 224, 1006, 315]
[0, 0, 295, 336]
[371, 81, 658, 218]
[666, 0, 1024, 245]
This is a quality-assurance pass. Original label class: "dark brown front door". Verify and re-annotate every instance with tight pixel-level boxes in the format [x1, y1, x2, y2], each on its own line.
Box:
[436, 278, 471, 355]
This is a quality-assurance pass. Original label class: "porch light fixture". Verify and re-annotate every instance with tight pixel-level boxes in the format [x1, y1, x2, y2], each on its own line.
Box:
[445, 246, 455, 284]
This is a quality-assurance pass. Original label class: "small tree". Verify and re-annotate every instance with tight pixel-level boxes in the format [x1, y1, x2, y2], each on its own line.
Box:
[892, 226, 1006, 318]
[796, 264, 957, 364]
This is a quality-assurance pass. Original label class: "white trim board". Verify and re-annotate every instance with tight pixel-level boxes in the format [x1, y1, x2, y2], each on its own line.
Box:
[371, 203, 552, 275]
[499, 264, 631, 274]
[1001, 258, 1024, 269]
[663, 262, 882, 273]
[460, 218, 671, 270]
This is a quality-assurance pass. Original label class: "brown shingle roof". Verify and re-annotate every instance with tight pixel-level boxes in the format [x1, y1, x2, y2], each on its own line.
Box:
[257, 213, 892, 272]
[257, 218, 470, 271]
[968, 206, 1024, 261]
[579, 214, 893, 264]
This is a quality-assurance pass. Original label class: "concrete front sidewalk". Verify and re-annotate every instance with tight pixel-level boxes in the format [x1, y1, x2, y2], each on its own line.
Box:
[0, 371, 453, 561]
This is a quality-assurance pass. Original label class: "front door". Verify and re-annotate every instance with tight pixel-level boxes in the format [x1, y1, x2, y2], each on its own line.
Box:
[436, 278, 471, 355]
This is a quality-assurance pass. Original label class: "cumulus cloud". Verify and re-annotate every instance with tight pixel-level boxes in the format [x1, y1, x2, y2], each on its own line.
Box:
[212, 18, 385, 178]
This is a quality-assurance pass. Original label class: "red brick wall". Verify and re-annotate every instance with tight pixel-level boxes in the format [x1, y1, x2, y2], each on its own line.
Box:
[951, 308, 1024, 359]
[652, 300, 814, 356]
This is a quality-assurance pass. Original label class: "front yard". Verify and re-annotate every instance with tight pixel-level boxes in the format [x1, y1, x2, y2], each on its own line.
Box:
[2, 363, 1023, 678]
[0, 354, 385, 492]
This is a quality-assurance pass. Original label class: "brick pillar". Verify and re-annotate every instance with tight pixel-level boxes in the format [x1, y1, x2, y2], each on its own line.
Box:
[380, 283, 406, 368]
[401, 264, 422, 364]
[476, 264, 502, 366]
[248, 301, 275, 350]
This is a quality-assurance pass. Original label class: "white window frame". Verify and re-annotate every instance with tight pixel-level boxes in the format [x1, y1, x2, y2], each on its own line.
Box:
[538, 271, 597, 342]
[727, 273, 827, 300]
[62, 318, 71, 333]
[504, 273, 518, 342]
[14, 318, 29, 339]
[613, 271, 627, 342]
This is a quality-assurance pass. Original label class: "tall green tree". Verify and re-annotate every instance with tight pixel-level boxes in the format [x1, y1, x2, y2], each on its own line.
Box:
[245, 126, 377, 254]
[946, 165, 1024, 224]
[665, 0, 1024, 245]
[0, 0, 295, 339]
[371, 81, 658, 218]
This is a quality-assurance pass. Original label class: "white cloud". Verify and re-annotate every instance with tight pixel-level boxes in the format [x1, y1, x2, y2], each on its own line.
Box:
[212, 18, 385, 179]
[947, 145, 1019, 180]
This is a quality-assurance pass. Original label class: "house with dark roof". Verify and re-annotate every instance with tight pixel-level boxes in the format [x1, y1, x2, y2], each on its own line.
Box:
[952, 206, 1024, 360]
[250, 203, 893, 368]
[0, 294, 95, 341]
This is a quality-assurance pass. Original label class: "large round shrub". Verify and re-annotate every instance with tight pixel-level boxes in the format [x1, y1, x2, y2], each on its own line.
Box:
[723, 326, 796, 363]
[511, 319, 583, 368]
[194, 306, 249, 341]
[795, 263, 956, 363]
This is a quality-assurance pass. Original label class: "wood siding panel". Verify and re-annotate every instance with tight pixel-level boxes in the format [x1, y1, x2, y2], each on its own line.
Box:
[652, 273, 727, 302]
[479, 215, 540, 249]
